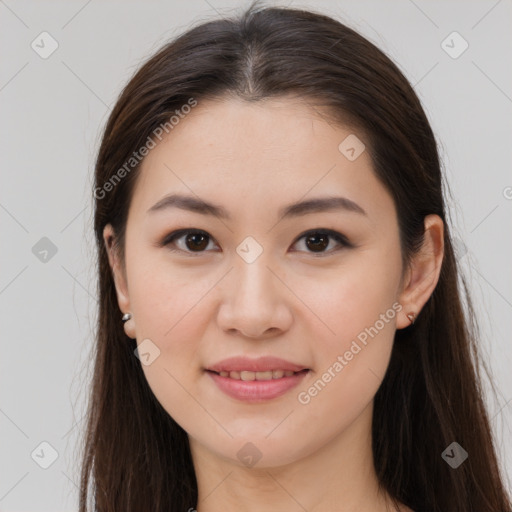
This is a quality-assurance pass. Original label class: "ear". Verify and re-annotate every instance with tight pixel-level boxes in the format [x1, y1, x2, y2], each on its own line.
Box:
[103, 223, 131, 316]
[396, 214, 444, 329]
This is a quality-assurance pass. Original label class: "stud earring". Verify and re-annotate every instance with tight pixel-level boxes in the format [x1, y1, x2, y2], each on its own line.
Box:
[121, 312, 136, 339]
[406, 312, 416, 325]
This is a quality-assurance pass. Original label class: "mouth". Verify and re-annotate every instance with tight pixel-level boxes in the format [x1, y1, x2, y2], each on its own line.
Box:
[205, 369, 310, 402]
[206, 369, 310, 380]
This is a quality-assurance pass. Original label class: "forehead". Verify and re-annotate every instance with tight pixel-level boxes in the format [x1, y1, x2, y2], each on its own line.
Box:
[144, 97, 357, 171]
[129, 97, 394, 224]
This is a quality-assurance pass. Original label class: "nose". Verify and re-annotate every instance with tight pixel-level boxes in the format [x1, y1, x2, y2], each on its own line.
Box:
[216, 255, 293, 339]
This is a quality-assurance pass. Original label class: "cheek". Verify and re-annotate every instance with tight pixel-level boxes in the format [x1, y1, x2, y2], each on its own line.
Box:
[291, 250, 401, 406]
[293, 252, 402, 351]
[128, 248, 218, 338]
[125, 252, 218, 396]
[127, 263, 214, 423]
[293, 271, 400, 426]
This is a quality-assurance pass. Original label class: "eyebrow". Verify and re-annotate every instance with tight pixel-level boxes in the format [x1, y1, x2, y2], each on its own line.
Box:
[147, 193, 367, 219]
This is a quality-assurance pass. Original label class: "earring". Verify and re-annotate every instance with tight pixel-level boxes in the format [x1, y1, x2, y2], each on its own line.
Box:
[407, 312, 416, 325]
[121, 312, 136, 339]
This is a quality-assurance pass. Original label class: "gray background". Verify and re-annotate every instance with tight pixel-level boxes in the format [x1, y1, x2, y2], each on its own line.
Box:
[1, 0, 511, 510]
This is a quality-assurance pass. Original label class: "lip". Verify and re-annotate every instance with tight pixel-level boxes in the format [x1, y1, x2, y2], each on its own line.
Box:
[206, 356, 308, 373]
[205, 356, 311, 403]
[206, 369, 310, 402]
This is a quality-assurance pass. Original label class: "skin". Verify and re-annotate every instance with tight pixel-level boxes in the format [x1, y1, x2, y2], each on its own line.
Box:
[104, 97, 444, 512]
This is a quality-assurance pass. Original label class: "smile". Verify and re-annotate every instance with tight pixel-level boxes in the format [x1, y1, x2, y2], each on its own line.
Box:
[206, 369, 310, 402]
[215, 369, 301, 380]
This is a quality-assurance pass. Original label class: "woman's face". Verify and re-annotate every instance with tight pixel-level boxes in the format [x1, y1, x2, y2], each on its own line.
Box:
[106, 97, 411, 468]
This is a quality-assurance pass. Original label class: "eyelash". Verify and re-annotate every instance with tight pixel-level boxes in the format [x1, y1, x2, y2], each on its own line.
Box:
[160, 228, 353, 257]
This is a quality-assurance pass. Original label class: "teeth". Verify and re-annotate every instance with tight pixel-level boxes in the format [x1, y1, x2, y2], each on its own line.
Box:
[217, 369, 303, 380]
[241, 371, 256, 381]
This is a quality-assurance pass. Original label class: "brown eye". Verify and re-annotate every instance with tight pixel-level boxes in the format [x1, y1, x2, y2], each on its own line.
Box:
[304, 232, 329, 252]
[292, 229, 351, 255]
[184, 232, 209, 251]
[162, 229, 217, 254]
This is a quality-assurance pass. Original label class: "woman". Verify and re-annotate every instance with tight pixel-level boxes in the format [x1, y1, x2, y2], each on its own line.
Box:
[80, 3, 512, 511]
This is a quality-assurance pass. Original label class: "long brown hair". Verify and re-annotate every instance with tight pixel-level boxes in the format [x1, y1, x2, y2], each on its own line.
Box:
[81, 2, 512, 510]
